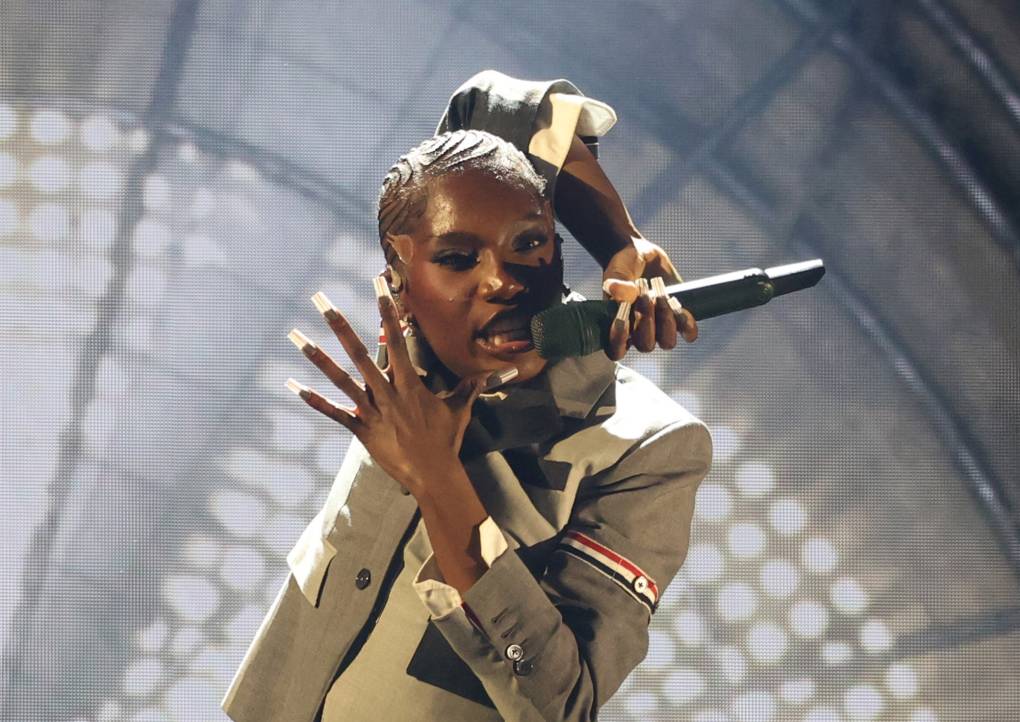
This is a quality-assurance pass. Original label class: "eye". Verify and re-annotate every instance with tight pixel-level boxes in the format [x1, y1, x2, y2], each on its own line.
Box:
[514, 233, 549, 253]
[433, 251, 477, 270]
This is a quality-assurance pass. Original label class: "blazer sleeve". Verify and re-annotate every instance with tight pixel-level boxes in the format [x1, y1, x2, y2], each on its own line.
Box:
[436, 69, 617, 199]
[428, 419, 713, 721]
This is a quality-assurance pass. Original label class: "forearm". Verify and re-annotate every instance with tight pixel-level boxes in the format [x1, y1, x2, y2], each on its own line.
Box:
[554, 134, 641, 268]
[414, 458, 490, 595]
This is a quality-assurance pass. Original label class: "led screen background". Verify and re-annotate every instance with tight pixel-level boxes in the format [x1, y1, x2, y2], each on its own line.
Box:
[2, 1, 1019, 720]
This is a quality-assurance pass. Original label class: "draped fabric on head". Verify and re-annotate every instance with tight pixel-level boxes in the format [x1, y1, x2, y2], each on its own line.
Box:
[376, 129, 547, 266]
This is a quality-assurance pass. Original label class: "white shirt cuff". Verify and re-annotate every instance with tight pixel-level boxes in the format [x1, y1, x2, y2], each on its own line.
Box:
[528, 91, 618, 173]
[412, 516, 510, 619]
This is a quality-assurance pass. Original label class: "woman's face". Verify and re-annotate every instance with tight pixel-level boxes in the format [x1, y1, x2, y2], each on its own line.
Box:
[389, 168, 561, 384]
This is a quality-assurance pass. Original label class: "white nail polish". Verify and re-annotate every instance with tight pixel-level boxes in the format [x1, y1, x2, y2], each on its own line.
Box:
[667, 296, 684, 315]
[288, 328, 317, 353]
[614, 300, 632, 322]
[372, 276, 392, 301]
[311, 291, 335, 315]
[637, 278, 650, 294]
[651, 277, 668, 298]
[285, 378, 310, 397]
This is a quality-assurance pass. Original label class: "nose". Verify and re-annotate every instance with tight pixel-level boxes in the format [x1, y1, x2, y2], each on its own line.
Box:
[477, 250, 524, 301]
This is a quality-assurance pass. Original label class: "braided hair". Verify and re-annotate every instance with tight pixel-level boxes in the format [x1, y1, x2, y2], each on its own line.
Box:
[376, 129, 547, 266]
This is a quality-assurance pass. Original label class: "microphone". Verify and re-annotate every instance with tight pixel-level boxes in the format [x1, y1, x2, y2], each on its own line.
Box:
[530, 259, 826, 359]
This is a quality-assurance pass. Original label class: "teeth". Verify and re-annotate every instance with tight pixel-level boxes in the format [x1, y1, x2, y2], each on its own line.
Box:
[485, 328, 530, 346]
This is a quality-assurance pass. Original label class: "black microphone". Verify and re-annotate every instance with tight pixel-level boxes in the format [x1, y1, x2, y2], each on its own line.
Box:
[530, 259, 825, 359]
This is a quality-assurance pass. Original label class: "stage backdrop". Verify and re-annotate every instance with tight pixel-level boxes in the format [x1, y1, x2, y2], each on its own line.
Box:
[2, 1, 1019, 720]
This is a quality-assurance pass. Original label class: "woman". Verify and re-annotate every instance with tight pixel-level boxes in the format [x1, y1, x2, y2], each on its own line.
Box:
[222, 79, 712, 722]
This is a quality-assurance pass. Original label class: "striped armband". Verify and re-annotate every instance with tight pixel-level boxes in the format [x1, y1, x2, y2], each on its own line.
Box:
[559, 530, 660, 614]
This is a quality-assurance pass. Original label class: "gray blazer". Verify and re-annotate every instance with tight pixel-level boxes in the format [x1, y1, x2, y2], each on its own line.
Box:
[221, 350, 712, 721]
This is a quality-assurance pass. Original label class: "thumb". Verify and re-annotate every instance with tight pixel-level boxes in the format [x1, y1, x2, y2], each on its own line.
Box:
[602, 252, 645, 303]
[447, 367, 518, 411]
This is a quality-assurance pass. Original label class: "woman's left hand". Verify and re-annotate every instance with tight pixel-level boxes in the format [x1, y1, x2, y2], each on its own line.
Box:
[602, 237, 699, 360]
[285, 282, 510, 497]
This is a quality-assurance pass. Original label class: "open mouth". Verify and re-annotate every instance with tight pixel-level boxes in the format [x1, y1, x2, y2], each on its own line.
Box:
[474, 309, 534, 355]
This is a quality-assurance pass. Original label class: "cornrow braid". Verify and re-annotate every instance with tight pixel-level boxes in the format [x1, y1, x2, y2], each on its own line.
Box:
[376, 129, 546, 265]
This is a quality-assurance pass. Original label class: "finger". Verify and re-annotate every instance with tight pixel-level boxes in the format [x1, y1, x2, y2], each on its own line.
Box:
[653, 295, 678, 350]
[285, 378, 362, 432]
[678, 306, 699, 343]
[602, 278, 640, 303]
[288, 328, 374, 411]
[311, 291, 392, 403]
[372, 276, 416, 387]
[632, 279, 656, 352]
[607, 300, 630, 361]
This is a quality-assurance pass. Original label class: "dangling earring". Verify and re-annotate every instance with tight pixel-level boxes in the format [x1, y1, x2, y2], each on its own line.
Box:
[388, 265, 404, 294]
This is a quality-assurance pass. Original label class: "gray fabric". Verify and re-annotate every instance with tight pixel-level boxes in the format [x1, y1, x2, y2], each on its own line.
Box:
[436, 69, 588, 198]
[221, 346, 712, 721]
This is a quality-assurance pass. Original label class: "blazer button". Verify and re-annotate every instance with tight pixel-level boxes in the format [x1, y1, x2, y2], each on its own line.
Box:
[513, 658, 534, 676]
[505, 643, 524, 661]
[355, 568, 371, 590]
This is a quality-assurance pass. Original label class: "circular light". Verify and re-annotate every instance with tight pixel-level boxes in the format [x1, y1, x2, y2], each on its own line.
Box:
[747, 621, 788, 664]
[78, 207, 118, 249]
[735, 461, 774, 496]
[143, 173, 172, 210]
[789, 599, 829, 639]
[268, 409, 316, 454]
[163, 575, 221, 622]
[779, 677, 815, 705]
[859, 618, 893, 653]
[122, 657, 163, 697]
[79, 160, 124, 199]
[803, 708, 841, 722]
[844, 684, 884, 720]
[0, 103, 17, 139]
[821, 641, 853, 665]
[716, 645, 747, 685]
[760, 558, 800, 598]
[0, 151, 17, 187]
[885, 663, 918, 698]
[80, 113, 121, 152]
[730, 690, 775, 722]
[27, 202, 70, 242]
[717, 582, 758, 621]
[685, 543, 725, 585]
[219, 546, 266, 591]
[661, 668, 706, 705]
[181, 534, 221, 570]
[711, 425, 741, 462]
[801, 537, 839, 574]
[261, 512, 306, 558]
[909, 708, 938, 722]
[28, 155, 71, 193]
[728, 522, 766, 558]
[135, 619, 168, 653]
[170, 625, 203, 657]
[0, 198, 18, 236]
[30, 109, 72, 145]
[673, 609, 706, 646]
[623, 692, 659, 718]
[696, 483, 732, 522]
[209, 490, 267, 537]
[831, 577, 869, 615]
[133, 217, 172, 257]
[768, 498, 806, 535]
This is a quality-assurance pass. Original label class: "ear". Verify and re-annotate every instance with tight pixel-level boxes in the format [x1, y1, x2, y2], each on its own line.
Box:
[384, 233, 415, 265]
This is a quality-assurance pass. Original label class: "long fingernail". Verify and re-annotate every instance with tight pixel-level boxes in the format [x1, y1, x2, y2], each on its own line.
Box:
[372, 276, 393, 303]
[667, 296, 684, 315]
[484, 367, 518, 391]
[637, 278, 650, 295]
[285, 377, 311, 400]
[651, 277, 667, 298]
[614, 300, 631, 322]
[288, 328, 317, 354]
[311, 291, 340, 321]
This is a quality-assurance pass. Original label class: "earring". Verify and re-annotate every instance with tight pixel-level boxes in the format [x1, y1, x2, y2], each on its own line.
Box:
[388, 265, 404, 293]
